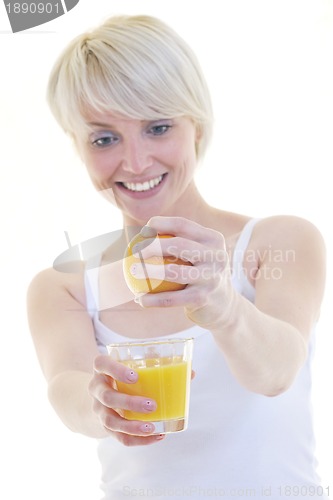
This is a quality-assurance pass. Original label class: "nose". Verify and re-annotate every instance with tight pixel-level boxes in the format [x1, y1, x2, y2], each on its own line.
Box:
[122, 136, 153, 174]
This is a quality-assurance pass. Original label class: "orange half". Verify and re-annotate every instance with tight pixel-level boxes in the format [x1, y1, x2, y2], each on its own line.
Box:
[123, 233, 192, 294]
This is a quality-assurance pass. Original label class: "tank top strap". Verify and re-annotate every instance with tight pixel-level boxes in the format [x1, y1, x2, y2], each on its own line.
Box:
[231, 218, 261, 299]
[233, 218, 261, 261]
[84, 254, 102, 318]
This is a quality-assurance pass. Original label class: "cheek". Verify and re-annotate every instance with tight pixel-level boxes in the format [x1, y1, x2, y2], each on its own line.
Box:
[74, 138, 110, 174]
[167, 134, 197, 165]
[82, 150, 116, 180]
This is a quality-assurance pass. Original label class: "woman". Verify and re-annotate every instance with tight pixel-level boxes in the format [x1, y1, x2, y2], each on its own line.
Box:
[27, 15, 327, 499]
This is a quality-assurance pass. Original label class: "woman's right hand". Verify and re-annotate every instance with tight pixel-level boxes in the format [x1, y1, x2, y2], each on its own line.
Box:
[88, 354, 165, 446]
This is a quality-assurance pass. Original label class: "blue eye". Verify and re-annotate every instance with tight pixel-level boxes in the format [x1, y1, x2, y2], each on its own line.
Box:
[91, 133, 118, 148]
[149, 124, 172, 136]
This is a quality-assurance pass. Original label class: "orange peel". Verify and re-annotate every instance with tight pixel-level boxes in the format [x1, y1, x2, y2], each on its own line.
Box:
[123, 233, 192, 294]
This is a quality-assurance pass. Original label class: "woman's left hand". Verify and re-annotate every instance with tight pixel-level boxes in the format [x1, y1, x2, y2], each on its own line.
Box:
[130, 216, 236, 330]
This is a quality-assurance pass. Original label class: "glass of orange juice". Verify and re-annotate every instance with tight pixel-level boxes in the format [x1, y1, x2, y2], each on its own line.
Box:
[107, 338, 193, 434]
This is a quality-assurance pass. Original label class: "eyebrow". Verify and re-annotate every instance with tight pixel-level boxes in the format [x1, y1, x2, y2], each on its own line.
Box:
[88, 122, 115, 129]
[87, 118, 172, 129]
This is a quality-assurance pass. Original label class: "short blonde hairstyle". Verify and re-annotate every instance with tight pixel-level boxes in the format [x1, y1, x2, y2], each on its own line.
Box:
[47, 15, 213, 159]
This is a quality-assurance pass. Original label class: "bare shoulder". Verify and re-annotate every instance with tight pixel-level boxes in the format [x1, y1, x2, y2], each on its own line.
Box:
[27, 262, 86, 309]
[247, 215, 326, 333]
[253, 215, 326, 255]
[250, 215, 326, 300]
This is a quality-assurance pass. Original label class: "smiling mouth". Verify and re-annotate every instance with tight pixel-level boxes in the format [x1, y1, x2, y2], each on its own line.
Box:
[119, 174, 166, 192]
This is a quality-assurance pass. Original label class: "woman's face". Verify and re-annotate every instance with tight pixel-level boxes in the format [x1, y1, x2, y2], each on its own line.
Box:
[75, 112, 199, 224]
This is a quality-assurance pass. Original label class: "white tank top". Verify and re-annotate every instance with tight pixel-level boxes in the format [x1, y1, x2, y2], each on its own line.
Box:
[85, 219, 324, 499]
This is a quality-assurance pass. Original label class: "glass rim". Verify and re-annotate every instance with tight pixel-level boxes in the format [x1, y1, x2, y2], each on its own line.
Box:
[107, 337, 194, 349]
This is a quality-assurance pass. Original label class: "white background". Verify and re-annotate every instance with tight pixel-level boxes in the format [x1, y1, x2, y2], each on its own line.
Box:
[0, 1, 332, 498]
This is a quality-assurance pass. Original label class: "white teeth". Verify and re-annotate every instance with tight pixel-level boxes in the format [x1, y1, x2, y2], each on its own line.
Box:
[122, 175, 163, 192]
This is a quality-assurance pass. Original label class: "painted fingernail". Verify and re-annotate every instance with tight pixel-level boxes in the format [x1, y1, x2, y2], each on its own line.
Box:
[125, 369, 138, 382]
[140, 423, 154, 433]
[143, 400, 156, 412]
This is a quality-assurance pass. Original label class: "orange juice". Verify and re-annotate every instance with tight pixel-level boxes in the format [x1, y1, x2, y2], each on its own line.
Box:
[116, 357, 191, 421]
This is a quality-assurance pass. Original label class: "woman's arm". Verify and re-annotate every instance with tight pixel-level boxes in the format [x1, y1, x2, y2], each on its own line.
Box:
[133, 215, 326, 396]
[27, 267, 106, 437]
[27, 267, 162, 445]
[208, 216, 326, 396]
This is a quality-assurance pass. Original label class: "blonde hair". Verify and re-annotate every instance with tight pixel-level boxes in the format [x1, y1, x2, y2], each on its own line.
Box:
[47, 15, 213, 159]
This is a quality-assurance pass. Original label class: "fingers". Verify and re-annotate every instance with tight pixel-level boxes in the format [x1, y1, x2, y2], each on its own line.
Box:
[114, 432, 166, 447]
[89, 372, 157, 414]
[90, 356, 157, 415]
[92, 398, 157, 436]
[130, 259, 227, 287]
[93, 354, 138, 382]
[133, 235, 226, 265]
[96, 402, 166, 445]
[134, 236, 198, 263]
[89, 355, 160, 440]
[131, 219, 228, 301]
[130, 217, 231, 315]
[145, 216, 222, 243]
[130, 261, 189, 285]
[134, 285, 206, 309]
